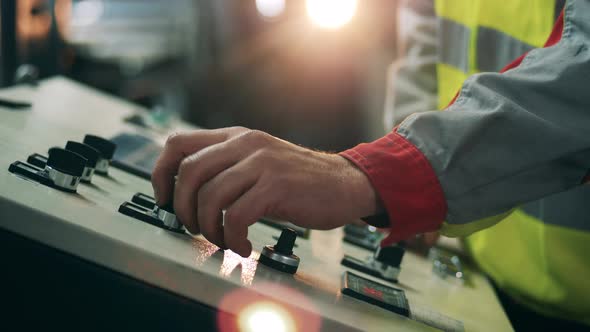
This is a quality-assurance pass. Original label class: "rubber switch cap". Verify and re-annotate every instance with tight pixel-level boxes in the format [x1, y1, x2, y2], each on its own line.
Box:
[47, 148, 87, 177]
[65, 141, 100, 168]
[83, 135, 116, 159]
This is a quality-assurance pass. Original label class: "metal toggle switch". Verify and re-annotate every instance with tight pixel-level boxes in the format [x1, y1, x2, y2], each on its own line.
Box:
[341, 244, 405, 283]
[10, 148, 86, 193]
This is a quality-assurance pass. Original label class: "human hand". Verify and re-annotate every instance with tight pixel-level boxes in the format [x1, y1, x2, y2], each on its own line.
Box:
[151, 127, 381, 257]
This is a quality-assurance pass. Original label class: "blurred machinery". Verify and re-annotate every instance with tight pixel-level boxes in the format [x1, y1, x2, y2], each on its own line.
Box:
[2, 0, 398, 150]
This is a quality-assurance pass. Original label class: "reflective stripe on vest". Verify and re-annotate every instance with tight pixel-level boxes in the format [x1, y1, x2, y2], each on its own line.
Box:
[433, 0, 590, 325]
[435, 0, 556, 109]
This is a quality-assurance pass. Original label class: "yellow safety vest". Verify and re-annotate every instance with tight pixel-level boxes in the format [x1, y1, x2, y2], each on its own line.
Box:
[435, 0, 590, 325]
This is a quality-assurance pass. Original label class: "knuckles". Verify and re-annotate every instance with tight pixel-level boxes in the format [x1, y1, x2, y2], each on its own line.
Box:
[249, 147, 278, 167]
[164, 131, 185, 148]
[227, 126, 249, 135]
[237, 129, 273, 147]
[177, 151, 203, 181]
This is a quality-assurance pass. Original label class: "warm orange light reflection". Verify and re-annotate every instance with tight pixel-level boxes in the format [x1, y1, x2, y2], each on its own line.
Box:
[193, 238, 221, 266]
[219, 250, 259, 286]
[217, 283, 321, 332]
[55, 0, 72, 39]
[238, 301, 296, 332]
[192, 238, 258, 286]
[17, 0, 52, 41]
[306, 0, 358, 29]
[255, 0, 286, 19]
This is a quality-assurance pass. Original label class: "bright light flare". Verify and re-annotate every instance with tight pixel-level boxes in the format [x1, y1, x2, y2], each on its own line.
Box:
[71, 0, 104, 26]
[256, 0, 286, 19]
[217, 283, 321, 332]
[306, 0, 358, 29]
[238, 302, 296, 332]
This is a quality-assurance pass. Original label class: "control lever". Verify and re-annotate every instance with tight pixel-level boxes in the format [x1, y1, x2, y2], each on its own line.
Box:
[9, 148, 86, 193]
[343, 224, 384, 251]
[118, 193, 185, 234]
[151, 199, 183, 231]
[259, 228, 300, 274]
[83, 135, 116, 175]
[27, 142, 101, 184]
[64, 141, 100, 183]
[341, 244, 405, 283]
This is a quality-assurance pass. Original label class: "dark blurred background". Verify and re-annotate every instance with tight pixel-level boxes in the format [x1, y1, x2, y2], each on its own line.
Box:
[1, 0, 399, 150]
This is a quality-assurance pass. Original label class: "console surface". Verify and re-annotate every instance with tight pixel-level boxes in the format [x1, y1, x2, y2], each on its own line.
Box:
[0, 77, 513, 332]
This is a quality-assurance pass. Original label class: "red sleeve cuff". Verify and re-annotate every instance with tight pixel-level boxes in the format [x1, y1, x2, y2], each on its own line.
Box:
[339, 130, 447, 246]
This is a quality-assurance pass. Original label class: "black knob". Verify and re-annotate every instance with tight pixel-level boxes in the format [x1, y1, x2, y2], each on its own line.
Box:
[375, 245, 405, 268]
[275, 228, 297, 255]
[259, 228, 300, 274]
[48, 147, 60, 156]
[65, 141, 100, 168]
[83, 135, 116, 159]
[47, 148, 87, 177]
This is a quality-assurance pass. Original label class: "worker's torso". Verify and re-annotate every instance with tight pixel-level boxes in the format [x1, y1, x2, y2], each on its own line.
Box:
[434, 0, 590, 325]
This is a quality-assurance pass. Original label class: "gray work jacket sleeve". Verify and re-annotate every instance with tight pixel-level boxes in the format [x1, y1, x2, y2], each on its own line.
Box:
[397, 0, 590, 225]
[384, 0, 438, 129]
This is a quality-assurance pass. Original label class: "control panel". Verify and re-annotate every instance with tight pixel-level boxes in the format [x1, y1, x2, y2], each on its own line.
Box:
[0, 78, 514, 332]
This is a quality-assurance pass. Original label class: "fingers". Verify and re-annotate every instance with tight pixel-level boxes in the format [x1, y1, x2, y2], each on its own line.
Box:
[224, 183, 269, 257]
[172, 142, 234, 234]
[172, 130, 272, 233]
[152, 127, 276, 256]
[151, 128, 243, 205]
[196, 160, 260, 253]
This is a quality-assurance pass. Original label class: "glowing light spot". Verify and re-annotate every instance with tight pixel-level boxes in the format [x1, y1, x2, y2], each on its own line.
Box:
[367, 226, 377, 232]
[193, 238, 220, 266]
[306, 0, 358, 29]
[219, 250, 258, 286]
[72, 0, 104, 26]
[217, 283, 321, 332]
[238, 302, 295, 332]
[256, 0, 286, 19]
[456, 272, 463, 279]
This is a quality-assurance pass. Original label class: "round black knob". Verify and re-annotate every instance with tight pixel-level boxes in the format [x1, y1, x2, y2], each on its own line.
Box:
[375, 245, 405, 268]
[65, 141, 100, 168]
[275, 228, 297, 255]
[47, 148, 87, 177]
[83, 135, 116, 159]
[259, 228, 300, 274]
